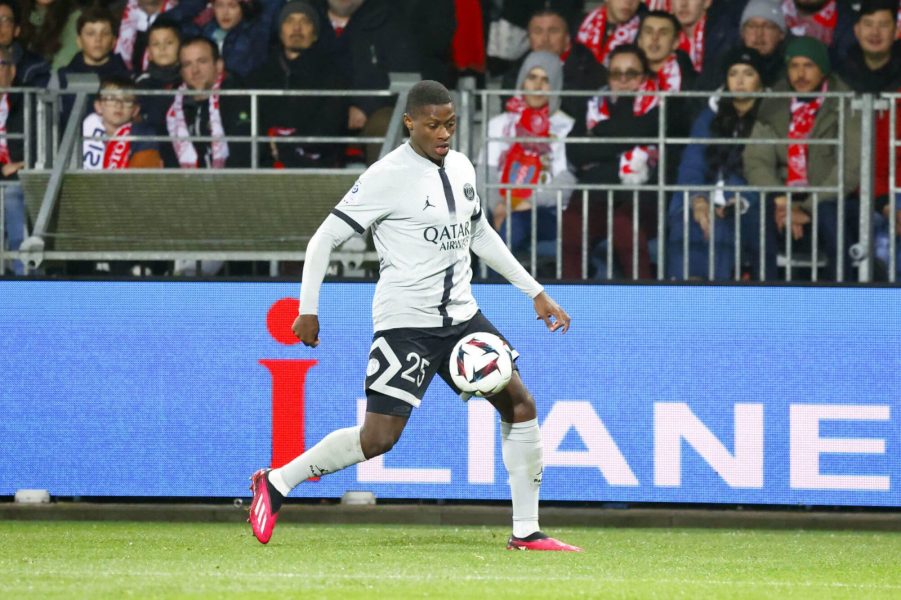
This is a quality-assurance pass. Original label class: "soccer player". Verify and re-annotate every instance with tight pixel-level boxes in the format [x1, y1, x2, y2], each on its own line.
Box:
[249, 80, 582, 553]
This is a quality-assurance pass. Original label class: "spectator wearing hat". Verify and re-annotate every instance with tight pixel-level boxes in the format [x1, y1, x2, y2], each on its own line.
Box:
[743, 36, 861, 280]
[248, 0, 348, 168]
[717, 0, 788, 88]
[500, 8, 607, 122]
[479, 50, 576, 263]
[667, 46, 777, 280]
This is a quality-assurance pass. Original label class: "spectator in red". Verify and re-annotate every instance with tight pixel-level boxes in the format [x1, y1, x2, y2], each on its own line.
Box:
[576, 0, 645, 65]
[82, 76, 162, 169]
[481, 50, 576, 260]
[563, 44, 661, 279]
[837, 0, 901, 279]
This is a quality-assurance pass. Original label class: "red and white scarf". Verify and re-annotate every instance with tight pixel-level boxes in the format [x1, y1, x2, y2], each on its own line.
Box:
[678, 13, 706, 73]
[576, 7, 641, 66]
[82, 113, 132, 170]
[0, 93, 10, 165]
[787, 83, 828, 187]
[585, 79, 660, 130]
[498, 97, 552, 205]
[783, 0, 837, 45]
[116, 0, 177, 72]
[655, 54, 683, 92]
[584, 80, 660, 181]
[166, 75, 229, 169]
[644, 0, 671, 10]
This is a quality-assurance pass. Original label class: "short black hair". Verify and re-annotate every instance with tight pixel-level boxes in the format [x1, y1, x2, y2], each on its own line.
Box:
[180, 35, 220, 62]
[405, 80, 453, 116]
[608, 43, 651, 75]
[857, 0, 898, 21]
[99, 75, 137, 94]
[529, 8, 569, 32]
[148, 16, 182, 40]
[77, 6, 118, 36]
[640, 9, 681, 35]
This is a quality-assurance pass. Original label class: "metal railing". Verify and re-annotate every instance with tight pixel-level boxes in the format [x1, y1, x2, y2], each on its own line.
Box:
[1, 81, 900, 283]
[476, 88, 884, 283]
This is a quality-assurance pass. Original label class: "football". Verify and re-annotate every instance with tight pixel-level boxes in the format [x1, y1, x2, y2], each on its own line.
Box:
[449, 332, 514, 397]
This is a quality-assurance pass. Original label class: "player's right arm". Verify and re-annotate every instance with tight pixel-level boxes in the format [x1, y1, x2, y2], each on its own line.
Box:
[294, 174, 391, 347]
[293, 215, 355, 346]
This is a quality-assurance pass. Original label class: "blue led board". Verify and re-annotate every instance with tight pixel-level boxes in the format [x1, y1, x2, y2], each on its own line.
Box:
[1, 280, 897, 506]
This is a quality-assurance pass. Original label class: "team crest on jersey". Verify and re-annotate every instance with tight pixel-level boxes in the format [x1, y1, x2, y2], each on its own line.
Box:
[342, 180, 362, 205]
[463, 183, 475, 201]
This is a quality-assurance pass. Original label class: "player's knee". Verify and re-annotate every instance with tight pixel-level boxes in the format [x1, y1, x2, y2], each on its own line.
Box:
[511, 389, 536, 422]
[359, 428, 400, 459]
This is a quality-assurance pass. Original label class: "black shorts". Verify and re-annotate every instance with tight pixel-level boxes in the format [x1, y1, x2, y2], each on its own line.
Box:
[364, 311, 519, 417]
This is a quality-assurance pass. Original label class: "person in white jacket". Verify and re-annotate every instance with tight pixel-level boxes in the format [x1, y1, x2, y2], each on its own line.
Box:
[481, 50, 576, 258]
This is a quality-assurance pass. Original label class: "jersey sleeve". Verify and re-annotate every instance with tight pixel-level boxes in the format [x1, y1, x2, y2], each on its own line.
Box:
[329, 171, 393, 234]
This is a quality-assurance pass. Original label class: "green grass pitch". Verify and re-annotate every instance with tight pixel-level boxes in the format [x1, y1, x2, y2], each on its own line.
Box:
[1, 521, 899, 599]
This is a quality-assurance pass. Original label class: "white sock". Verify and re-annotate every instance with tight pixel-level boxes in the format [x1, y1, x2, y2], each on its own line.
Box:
[269, 425, 365, 496]
[501, 419, 542, 538]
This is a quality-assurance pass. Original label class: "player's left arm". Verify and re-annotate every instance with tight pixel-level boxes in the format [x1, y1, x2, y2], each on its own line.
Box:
[469, 209, 571, 333]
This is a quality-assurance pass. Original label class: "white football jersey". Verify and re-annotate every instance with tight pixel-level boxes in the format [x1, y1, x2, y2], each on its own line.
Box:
[332, 141, 485, 331]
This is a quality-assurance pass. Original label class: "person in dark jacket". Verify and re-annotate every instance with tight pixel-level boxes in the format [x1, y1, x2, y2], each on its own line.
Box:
[248, 1, 347, 168]
[673, 0, 743, 83]
[135, 17, 182, 136]
[836, 0, 901, 280]
[200, 0, 282, 82]
[0, 0, 50, 87]
[58, 6, 131, 125]
[666, 46, 776, 280]
[562, 44, 661, 280]
[837, 0, 901, 93]
[315, 0, 420, 164]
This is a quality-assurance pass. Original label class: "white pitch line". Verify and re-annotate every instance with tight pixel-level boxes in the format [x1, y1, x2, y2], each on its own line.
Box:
[3, 568, 900, 591]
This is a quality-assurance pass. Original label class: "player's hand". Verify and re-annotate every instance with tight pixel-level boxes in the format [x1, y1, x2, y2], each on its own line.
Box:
[293, 314, 320, 347]
[533, 291, 570, 333]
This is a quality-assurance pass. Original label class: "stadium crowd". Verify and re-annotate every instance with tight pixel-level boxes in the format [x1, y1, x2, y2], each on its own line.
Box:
[1, 0, 900, 281]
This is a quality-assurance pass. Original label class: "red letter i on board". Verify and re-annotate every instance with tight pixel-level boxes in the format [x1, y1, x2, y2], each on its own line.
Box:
[259, 359, 318, 478]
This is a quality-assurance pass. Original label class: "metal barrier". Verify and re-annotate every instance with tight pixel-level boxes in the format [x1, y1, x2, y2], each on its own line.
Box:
[476, 88, 883, 283]
[1, 82, 899, 283]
